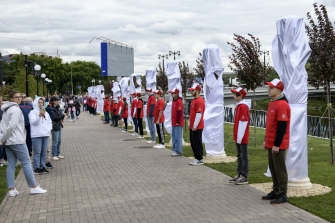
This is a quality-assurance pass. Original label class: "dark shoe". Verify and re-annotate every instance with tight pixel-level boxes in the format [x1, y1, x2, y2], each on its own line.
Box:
[29, 152, 32, 157]
[34, 168, 42, 175]
[235, 176, 248, 185]
[45, 162, 54, 169]
[270, 194, 288, 204]
[40, 167, 50, 174]
[262, 191, 278, 200]
[110, 124, 113, 126]
[229, 175, 240, 183]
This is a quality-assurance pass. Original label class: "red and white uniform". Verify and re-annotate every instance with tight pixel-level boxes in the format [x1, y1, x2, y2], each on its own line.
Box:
[122, 102, 128, 119]
[154, 98, 165, 123]
[137, 99, 144, 118]
[117, 99, 124, 115]
[171, 97, 184, 127]
[131, 98, 138, 117]
[189, 97, 205, 129]
[233, 101, 250, 144]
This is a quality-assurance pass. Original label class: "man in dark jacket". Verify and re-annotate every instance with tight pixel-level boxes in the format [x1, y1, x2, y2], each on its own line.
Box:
[74, 97, 81, 119]
[19, 93, 33, 156]
[49, 96, 65, 161]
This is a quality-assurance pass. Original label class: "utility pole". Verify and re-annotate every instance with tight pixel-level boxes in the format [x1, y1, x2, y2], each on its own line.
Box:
[169, 51, 180, 60]
[158, 54, 168, 75]
[260, 51, 269, 85]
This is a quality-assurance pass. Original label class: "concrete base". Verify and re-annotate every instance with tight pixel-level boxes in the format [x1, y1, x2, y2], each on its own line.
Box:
[206, 151, 227, 159]
[288, 177, 313, 189]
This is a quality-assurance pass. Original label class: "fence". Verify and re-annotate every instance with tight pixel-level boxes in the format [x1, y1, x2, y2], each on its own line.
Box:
[224, 107, 335, 139]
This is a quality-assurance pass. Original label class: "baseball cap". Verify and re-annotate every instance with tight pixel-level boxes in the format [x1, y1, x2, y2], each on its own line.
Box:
[146, 88, 152, 92]
[136, 92, 141, 97]
[122, 97, 127, 101]
[231, 87, 247, 98]
[188, 84, 201, 91]
[266, 78, 284, 91]
[153, 89, 162, 95]
[169, 88, 180, 94]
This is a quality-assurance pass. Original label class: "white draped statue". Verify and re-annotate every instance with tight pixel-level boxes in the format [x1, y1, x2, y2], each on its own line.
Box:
[119, 77, 132, 124]
[164, 61, 182, 134]
[145, 68, 157, 133]
[202, 45, 226, 157]
[112, 82, 121, 98]
[129, 73, 142, 93]
[87, 87, 93, 97]
[270, 15, 312, 189]
[95, 85, 105, 114]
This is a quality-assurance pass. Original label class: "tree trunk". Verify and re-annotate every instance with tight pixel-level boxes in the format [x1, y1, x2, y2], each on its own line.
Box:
[326, 81, 334, 164]
[253, 90, 257, 147]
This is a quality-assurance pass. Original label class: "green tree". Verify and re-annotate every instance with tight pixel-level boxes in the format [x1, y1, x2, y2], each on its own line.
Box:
[178, 61, 194, 98]
[156, 62, 168, 93]
[193, 53, 205, 81]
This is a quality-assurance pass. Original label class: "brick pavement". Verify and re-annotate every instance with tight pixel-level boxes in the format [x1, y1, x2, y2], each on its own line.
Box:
[0, 112, 329, 223]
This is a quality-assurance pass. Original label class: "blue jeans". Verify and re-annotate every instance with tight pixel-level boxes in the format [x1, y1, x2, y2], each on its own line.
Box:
[51, 128, 62, 157]
[133, 117, 138, 133]
[147, 116, 156, 141]
[236, 143, 248, 178]
[32, 136, 49, 169]
[70, 111, 75, 120]
[104, 112, 110, 123]
[113, 115, 118, 127]
[5, 144, 36, 188]
[76, 108, 81, 117]
[172, 126, 183, 154]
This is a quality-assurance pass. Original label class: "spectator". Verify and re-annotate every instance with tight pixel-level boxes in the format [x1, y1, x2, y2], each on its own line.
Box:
[0, 90, 47, 196]
[0, 96, 7, 166]
[50, 96, 65, 161]
[29, 97, 52, 174]
[74, 97, 81, 119]
[153, 90, 165, 149]
[122, 97, 128, 132]
[103, 96, 110, 124]
[67, 97, 76, 122]
[169, 88, 184, 156]
[19, 93, 33, 156]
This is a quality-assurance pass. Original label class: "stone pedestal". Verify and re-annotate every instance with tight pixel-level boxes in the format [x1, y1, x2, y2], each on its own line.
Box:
[288, 177, 312, 189]
[206, 150, 227, 159]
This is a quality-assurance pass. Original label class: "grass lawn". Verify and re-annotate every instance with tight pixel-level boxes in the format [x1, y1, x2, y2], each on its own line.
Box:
[0, 165, 21, 202]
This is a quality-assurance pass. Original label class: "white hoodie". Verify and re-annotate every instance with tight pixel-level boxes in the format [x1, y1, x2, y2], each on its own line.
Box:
[29, 97, 52, 138]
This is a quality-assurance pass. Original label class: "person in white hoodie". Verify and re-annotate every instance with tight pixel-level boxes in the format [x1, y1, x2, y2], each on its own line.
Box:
[0, 90, 47, 196]
[29, 97, 52, 175]
[229, 87, 251, 185]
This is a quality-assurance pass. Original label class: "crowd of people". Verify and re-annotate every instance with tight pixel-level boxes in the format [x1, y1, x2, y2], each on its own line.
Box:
[0, 77, 290, 204]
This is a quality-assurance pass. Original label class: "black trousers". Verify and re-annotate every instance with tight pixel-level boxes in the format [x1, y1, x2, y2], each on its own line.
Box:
[156, 123, 165, 145]
[123, 118, 128, 130]
[138, 118, 143, 136]
[190, 129, 203, 160]
[268, 149, 288, 195]
[25, 124, 32, 154]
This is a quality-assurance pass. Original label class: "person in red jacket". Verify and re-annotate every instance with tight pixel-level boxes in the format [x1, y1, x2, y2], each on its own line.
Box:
[121, 97, 129, 132]
[188, 85, 205, 166]
[103, 96, 110, 124]
[136, 92, 144, 139]
[146, 88, 156, 144]
[92, 97, 97, 116]
[109, 97, 114, 126]
[153, 90, 165, 149]
[169, 88, 184, 156]
[112, 98, 118, 127]
[130, 93, 138, 136]
[87, 97, 92, 115]
[262, 78, 291, 204]
[229, 87, 250, 185]
[117, 96, 124, 130]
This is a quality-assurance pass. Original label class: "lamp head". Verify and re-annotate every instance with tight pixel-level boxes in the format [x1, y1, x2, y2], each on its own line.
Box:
[41, 73, 46, 79]
[34, 64, 41, 71]
[21, 46, 31, 56]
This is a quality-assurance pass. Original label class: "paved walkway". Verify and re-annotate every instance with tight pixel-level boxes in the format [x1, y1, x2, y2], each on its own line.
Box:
[0, 112, 328, 223]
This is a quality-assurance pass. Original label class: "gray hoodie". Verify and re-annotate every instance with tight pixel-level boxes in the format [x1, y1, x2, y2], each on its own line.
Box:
[29, 97, 52, 138]
[0, 101, 26, 145]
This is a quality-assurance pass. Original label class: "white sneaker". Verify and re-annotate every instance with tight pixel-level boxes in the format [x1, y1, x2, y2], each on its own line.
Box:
[8, 188, 19, 197]
[69, 119, 73, 122]
[146, 140, 155, 144]
[153, 144, 160, 148]
[58, 155, 64, 159]
[137, 136, 144, 139]
[30, 185, 47, 195]
[155, 144, 165, 149]
[51, 156, 59, 161]
[131, 133, 138, 136]
[122, 130, 127, 132]
[171, 151, 182, 156]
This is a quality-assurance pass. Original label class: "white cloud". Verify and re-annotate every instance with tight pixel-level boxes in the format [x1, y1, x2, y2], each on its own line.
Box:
[190, 22, 219, 31]
[149, 20, 183, 35]
[118, 24, 144, 33]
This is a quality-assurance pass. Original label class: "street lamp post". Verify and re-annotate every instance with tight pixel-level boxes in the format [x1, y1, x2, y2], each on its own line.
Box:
[22, 46, 32, 96]
[34, 64, 41, 95]
[41, 73, 46, 96]
[46, 79, 52, 97]
[169, 51, 180, 60]
[0, 52, 3, 86]
[260, 51, 269, 85]
[158, 54, 168, 75]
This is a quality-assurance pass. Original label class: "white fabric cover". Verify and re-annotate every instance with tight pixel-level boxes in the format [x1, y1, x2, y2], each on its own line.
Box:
[129, 73, 142, 93]
[119, 77, 132, 124]
[202, 45, 225, 156]
[268, 15, 311, 181]
[95, 85, 105, 114]
[145, 67, 157, 133]
[112, 82, 121, 98]
[164, 61, 182, 134]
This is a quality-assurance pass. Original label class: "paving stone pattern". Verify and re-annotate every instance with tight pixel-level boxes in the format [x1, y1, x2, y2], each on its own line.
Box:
[0, 112, 329, 223]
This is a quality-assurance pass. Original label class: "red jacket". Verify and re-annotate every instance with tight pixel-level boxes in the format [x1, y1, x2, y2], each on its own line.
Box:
[233, 102, 250, 144]
[171, 97, 184, 126]
[103, 100, 109, 112]
[122, 102, 128, 118]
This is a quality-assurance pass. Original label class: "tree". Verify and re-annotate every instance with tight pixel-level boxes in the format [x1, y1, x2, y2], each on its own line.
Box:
[227, 33, 267, 146]
[178, 61, 194, 99]
[156, 62, 168, 93]
[306, 3, 335, 164]
[193, 53, 205, 81]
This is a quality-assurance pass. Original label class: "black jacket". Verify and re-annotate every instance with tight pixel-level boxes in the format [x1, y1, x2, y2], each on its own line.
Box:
[51, 105, 65, 131]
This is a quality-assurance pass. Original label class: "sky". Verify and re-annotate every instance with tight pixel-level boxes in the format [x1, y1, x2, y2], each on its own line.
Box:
[1, 0, 335, 75]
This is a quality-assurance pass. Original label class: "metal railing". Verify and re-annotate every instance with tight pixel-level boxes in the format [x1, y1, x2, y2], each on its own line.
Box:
[224, 107, 335, 139]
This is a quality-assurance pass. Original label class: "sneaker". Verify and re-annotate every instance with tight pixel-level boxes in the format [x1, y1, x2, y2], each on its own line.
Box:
[30, 185, 47, 195]
[45, 162, 54, 169]
[137, 136, 144, 139]
[189, 159, 204, 166]
[270, 194, 288, 204]
[76, 117, 79, 119]
[262, 191, 278, 200]
[122, 130, 127, 132]
[40, 167, 50, 174]
[110, 123, 114, 126]
[153, 144, 160, 148]
[58, 155, 64, 159]
[69, 119, 73, 122]
[34, 168, 42, 175]
[229, 175, 240, 183]
[8, 188, 19, 197]
[0, 159, 7, 165]
[171, 151, 182, 156]
[51, 156, 59, 161]
[131, 133, 138, 136]
[235, 176, 248, 185]
[146, 140, 155, 144]
[155, 144, 165, 149]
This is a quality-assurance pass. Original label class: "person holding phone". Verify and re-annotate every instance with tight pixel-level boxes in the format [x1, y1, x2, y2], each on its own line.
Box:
[29, 97, 52, 174]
